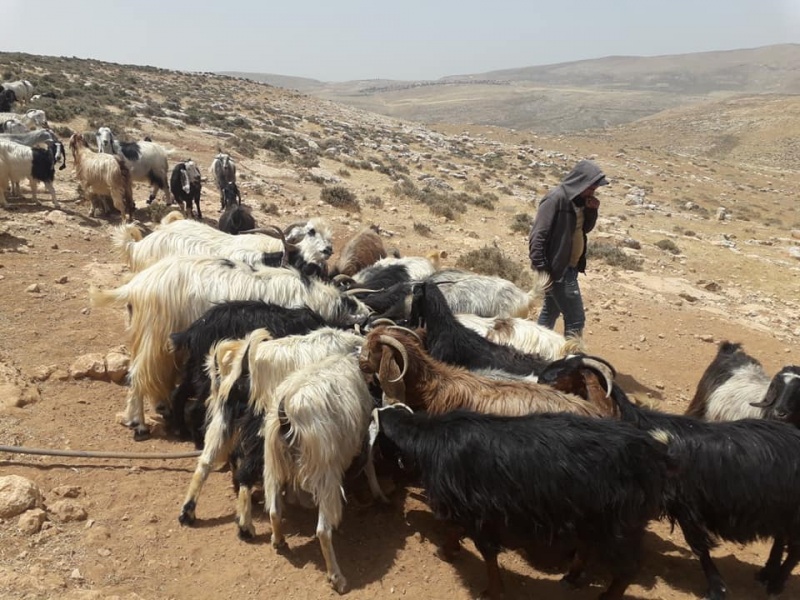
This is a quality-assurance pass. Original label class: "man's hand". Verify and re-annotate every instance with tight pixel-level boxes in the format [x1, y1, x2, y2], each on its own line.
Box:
[585, 196, 600, 209]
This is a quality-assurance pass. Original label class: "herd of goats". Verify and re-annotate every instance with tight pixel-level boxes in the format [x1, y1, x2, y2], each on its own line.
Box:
[2, 78, 800, 600]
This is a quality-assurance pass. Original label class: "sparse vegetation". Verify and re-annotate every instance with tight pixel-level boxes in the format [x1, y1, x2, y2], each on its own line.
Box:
[413, 222, 433, 236]
[321, 185, 359, 211]
[587, 241, 644, 270]
[510, 212, 534, 234]
[655, 239, 681, 254]
[456, 246, 532, 288]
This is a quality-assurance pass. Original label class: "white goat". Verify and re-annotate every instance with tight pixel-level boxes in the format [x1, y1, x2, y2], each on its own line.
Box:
[0, 119, 28, 134]
[88, 255, 372, 440]
[428, 268, 549, 318]
[210, 153, 236, 208]
[2, 81, 33, 105]
[96, 127, 170, 204]
[178, 328, 381, 542]
[0, 140, 59, 205]
[264, 353, 378, 594]
[455, 314, 584, 360]
[111, 217, 334, 273]
[69, 133, 135, 222]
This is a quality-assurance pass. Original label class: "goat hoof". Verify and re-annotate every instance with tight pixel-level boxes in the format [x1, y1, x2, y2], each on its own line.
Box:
[271, 536, 288, 551]
[132, 426, 151, 441]
[328, 573, 348, 595]
[178, 504, 195, 526]
[560, 573, 584, 590]
[237, 525, 256, 542]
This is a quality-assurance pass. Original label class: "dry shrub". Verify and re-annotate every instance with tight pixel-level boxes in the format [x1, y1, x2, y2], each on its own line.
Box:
[455, 246, 532, 288]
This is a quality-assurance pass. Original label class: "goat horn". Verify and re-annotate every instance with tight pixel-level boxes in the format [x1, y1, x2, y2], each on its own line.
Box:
[344, 287, 383, 296]
[377, 335, 408, 382]
[369, 318, 397, 327]
[575, 356, 616, 397]
[333, 274, 355, 284]
[386, 325, 423, 345]
[750, 399, 775, 408]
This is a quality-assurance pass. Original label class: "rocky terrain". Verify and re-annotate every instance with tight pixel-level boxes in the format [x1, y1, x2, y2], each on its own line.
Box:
[0, 52, 798, 600]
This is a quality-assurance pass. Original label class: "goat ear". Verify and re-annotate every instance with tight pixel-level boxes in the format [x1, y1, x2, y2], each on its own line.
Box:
[751, 380, 781, 408]
[378, 346, 406, 404]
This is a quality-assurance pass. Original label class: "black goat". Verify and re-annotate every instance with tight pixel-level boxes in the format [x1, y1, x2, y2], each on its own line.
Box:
[218, 203, 256, 235]
[757, 366, 800, 427]
[168, 301, 327, 446]
[0, 89, 16, 111]
[169, 160, 202, 219]
[406, 281, 550, 376]
[609, 384, 800, 600]
[370, 404, 670, 599]
[220, 181, 241, 210]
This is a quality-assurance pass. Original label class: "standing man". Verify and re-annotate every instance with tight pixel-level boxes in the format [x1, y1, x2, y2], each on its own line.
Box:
[528, 159, 608, 339]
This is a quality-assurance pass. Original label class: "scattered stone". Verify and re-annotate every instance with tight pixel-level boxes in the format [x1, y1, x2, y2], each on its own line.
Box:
[697, 334, 715, 343]
[679, 292, 698, 303]
[70, 568, 83, 581]
[25, 283, 41, 293]
[0, 476, 42, 518]
[54, 275, 68, 284]
[105, 349, 130, 384]
[18, 508, 47, 534]
[69, 353, 106, 380]
[51, 486, 82, 499]
[48, 499, 88, 523]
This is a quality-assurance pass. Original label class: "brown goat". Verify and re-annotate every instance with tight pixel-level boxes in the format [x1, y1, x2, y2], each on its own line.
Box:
[69, 133, 135, 222]
[358, 326, 612, 417]
[329, 225, 388, 278]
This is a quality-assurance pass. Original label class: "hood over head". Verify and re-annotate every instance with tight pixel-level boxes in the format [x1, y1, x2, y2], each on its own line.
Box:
[557, 160, 608, 201]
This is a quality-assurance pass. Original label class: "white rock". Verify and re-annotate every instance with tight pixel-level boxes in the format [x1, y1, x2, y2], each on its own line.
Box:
[0, 476, 42, 518]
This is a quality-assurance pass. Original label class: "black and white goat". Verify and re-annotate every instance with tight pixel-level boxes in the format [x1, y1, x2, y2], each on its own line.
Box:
[2, 80, 33, 105]
[686, 341, 800, 425]
[220, 181, 241, 210]
[167, 300, 327, 445]
[0, 119, 27, 134]
[169, 160, 202, 219]
[0, 110, 47, 131]
[96, 127, 170, 205]
[0, 139, 64, 206]
[369, 404, 671, 599]
[610, 383, 800, 600]
[210, 153, 237, 209]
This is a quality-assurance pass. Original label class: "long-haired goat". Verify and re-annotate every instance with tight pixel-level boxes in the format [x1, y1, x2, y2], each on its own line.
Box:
[178, 327, 382, 535]
[96, 127, 170, 205]
[455, 313, 584, 360]
[686, 341, 800, 426]
[168, 300, 327, 445]
[612, 383, 800, 600]
[69, 133, 135, 221]
[329, 225, 388, 278]
[369, 404, 670, 599]
[89, 255, 372, 440]
[0, 140, 60, 206]
[112, 217, 333, 273]
[406, 281, 558, 377]
[218, 202, 256, 235]
[358, 325, 612, 417]
[264, 353, 379, 594]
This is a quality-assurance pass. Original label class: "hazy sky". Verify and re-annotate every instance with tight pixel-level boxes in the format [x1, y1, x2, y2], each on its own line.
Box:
[3, 1, 799, 81]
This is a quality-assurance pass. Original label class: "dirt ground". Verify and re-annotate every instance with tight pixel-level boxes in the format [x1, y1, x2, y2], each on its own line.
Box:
[1, 90, 799, 600]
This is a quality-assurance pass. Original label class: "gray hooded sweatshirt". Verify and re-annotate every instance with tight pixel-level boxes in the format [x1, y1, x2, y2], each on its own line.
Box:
[528, 160, 606, 281]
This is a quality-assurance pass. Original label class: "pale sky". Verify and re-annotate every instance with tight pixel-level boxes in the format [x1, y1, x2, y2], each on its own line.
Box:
[3, 1, 799, 81]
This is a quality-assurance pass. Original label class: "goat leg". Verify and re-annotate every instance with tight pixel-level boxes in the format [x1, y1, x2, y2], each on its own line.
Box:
[317, 510, 347, 594]
[757, 536, 785, 585]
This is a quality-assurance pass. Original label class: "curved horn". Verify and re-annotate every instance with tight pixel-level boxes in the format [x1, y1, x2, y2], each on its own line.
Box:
[387, 325, 424, 345]
[750, 399, 775, 409]
[377, 334, 408, 382]
[369, 318, 397, 327]
[576, 356, 616, 397]
[344, 287, 383, 296]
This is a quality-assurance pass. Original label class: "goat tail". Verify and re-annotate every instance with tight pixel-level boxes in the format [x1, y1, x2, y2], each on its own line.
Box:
[559, 335, 586, 358]
[160, 210, 185, 226]
[529, 269, 551, 298]
[609, 383, 643, 424]
[263, 400, 294, 502]
[88, 283, 128, 309]
[111, 223, 143, 262]
[426, 250, 446, 270]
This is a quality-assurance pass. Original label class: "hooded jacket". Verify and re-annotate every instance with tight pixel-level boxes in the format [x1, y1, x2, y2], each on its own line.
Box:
[528, 160, 605, 281]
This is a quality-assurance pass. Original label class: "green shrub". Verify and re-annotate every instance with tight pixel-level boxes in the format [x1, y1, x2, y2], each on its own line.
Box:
[510, 213, 534, 234]
[321, 185, 359, 211]
[413, 222, 432, 237]
[587, 241, 643, 270]
[455, 246, 532, 288]
[655, 239, 681, 254]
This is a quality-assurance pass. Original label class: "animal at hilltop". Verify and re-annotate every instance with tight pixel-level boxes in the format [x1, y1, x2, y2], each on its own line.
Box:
[1, 80, 33, 105]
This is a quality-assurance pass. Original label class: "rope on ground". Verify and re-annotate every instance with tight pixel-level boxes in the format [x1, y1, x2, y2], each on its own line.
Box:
[0, 445, 201, 459]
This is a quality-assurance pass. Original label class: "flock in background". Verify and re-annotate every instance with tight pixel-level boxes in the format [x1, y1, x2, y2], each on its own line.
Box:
[2, 76, 800, 600]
